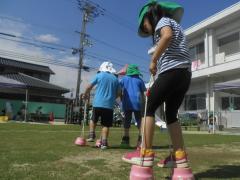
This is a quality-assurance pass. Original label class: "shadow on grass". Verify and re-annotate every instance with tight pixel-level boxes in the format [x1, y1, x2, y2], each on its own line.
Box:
[106, 145, 170, 150]
[109, 145, 136, 150]
[195, 165, 240, 179]
[152, 145, 170, 150]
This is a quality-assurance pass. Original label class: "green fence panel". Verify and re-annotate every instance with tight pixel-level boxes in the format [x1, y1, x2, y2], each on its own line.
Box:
[0, 99, 66, 119]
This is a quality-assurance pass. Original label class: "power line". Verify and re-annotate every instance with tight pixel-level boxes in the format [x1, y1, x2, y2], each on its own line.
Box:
[0, 30, 147, 64]
[0, 49, 79, 69]
[0, 48, 149, 80]
[0, 32, 149, 74]
[74, 0, 104, 99]
[104, 12, 136, 33]
[89, 35, 147, 61]
[0, 36, 67, 52]
[0, 31, 74, 50]
[85, 52, 149, 75]
[67, 0, 136, 32]
[0, 6, 150, 59]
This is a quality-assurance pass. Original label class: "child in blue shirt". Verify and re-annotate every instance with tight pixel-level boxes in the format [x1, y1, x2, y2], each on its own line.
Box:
[84, 62, 119, 149]
[120, 64, 146, 148]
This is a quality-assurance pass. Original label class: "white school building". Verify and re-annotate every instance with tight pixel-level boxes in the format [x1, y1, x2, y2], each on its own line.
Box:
[180, 2, 240, 128]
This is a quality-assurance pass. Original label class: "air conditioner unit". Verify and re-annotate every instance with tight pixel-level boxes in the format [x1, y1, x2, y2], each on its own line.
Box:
[215, 52, 225, 64]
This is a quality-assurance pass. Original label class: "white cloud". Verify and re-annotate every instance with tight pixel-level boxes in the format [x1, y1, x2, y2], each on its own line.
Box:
[0, 17, 29, 36]
[35, 34, 60, 43]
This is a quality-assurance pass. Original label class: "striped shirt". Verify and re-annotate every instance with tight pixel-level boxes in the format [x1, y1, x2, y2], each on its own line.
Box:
[154, 17, 191, 74]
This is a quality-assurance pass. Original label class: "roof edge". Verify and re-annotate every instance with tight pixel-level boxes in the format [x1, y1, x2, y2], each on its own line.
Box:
[185, 2, 240, 36]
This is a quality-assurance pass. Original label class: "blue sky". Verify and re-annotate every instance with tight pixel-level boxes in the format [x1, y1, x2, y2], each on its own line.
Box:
[0, 0, 239, 97]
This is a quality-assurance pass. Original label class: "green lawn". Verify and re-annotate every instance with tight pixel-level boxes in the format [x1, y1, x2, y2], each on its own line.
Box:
[0, 123, 240, 180]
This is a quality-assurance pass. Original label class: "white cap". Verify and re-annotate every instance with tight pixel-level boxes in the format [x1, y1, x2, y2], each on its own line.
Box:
[99, 61, 116, 74]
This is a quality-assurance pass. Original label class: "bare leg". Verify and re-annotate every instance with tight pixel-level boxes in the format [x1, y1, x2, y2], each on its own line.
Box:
[101, 126, 109, 140]
[168, 121, 184, 151]
[141, 116, 155, 149]
[87, 120, 97, 141]
[89, 120, 96, 132]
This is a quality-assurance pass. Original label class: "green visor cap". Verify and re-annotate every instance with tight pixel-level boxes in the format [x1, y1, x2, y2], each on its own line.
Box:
[138, 1, 184, 37]
[126, 64, 142, 76]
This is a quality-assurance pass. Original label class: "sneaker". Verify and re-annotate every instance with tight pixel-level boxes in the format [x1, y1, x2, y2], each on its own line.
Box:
[122, 149, 154, 167]
[86, 137, 94, 142]
[100, 139, 108, 150]
[86, 132, 96, 142]
[120, 136, 130, 148]
[157, 150, 188, 168]
[95, 139, 102, 148]
[100, 144, 108, 150]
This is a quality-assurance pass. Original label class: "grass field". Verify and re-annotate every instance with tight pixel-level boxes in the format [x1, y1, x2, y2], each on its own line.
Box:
[0, 123, 240, 180]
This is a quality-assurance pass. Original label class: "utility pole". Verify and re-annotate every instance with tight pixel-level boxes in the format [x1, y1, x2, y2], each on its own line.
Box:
[75, 0, 105, 101]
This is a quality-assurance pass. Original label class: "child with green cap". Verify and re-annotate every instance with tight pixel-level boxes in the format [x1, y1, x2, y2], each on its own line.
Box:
[122, 1, 191, 168]
[119, 64, 146, 148]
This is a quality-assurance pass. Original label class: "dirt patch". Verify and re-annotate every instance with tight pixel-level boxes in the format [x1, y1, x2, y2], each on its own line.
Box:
[12, 163, 34, 171]
[59, 150, 124, 176]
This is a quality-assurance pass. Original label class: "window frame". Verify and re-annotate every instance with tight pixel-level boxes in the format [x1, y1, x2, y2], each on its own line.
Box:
[184, 93, 206, 111]
[217, 31, 240, 56]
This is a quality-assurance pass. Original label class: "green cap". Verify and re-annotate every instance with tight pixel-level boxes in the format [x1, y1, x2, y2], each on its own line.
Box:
[138, 1, 184, 37]
[126, 64, 142, 76]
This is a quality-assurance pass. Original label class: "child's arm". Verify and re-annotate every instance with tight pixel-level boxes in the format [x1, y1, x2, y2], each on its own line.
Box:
[83, 84, 94, 99]
[149, 26, 173, 75]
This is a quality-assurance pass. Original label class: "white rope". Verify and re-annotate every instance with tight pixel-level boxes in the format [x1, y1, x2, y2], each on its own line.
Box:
[81, 100, 87, 137]
[141, 75, 155, 165]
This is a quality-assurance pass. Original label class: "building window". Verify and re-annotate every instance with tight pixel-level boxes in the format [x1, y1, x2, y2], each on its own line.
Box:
[233, 97, 240, 110]
[218, 32, 240, 56]
[189, 42, 205, 71]
[184, 93, 206, 110]
[221, 96, 240, 110]
[221, 97, 230, 110]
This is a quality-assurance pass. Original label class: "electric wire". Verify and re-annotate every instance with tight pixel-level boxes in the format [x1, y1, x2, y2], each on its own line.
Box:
[0, 2, 150, 73]
[0, 32, 74, 50]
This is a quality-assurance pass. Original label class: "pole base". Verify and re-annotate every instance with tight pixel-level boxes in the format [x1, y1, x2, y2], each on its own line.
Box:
[130, 165, 154, 180]
[74, 137, 86, 146]
[171, 167, 195, 180]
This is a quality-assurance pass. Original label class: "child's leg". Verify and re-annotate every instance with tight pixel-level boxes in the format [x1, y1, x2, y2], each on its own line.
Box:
[101, 126, 109, 140]
[157, 70, 191, 168]
[123, 111, 132, 137]
[121, 116, 155, 167]
[100, 126, 109, 149]
[87, 120, 96, 142]
[120, 111, 132, 147]
[87, 107, 100, 141]
[133, 111, 142, 134]
[89, 120, 96, 132]
[141, 116, 155, 149]
[134, 111, 143, 148]
[100, 108, 113, 149]
[168, 121, 184, 151]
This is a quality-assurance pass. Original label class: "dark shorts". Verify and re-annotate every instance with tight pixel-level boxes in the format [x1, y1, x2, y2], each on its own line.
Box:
[147, 68, 191, 125]
[92, 107, 113, 127]
[124, 110, 142, 129]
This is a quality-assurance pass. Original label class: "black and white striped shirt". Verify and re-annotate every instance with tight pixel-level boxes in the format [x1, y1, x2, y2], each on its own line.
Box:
[154, 17, 191, 74]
